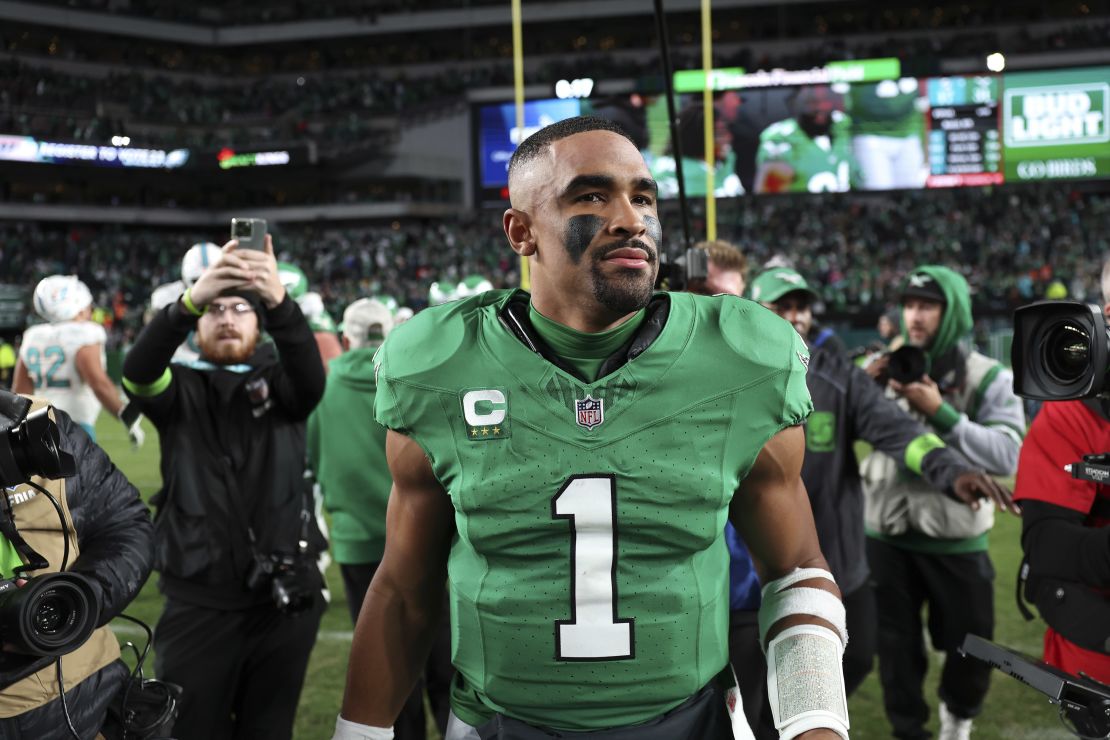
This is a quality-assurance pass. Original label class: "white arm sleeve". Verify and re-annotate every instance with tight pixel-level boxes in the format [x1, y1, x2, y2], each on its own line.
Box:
[944, 369, 1024, 476]
[332, 716, 394, 740]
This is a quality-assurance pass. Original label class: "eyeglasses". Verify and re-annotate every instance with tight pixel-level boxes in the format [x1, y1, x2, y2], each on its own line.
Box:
[206, 302, 255, 316]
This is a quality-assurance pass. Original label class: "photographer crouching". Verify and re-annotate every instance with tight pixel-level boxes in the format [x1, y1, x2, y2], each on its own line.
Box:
[122, 235, 326, 740]
[1012, 258, 1110, 687]
[0, 390, 153, 739]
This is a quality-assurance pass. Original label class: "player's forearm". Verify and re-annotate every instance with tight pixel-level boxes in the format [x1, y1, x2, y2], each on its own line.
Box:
[123, 303, 193, 384]
[12, 362, 31, 394]
[340, 577, 445, 727]
[89, 376, 124, 416]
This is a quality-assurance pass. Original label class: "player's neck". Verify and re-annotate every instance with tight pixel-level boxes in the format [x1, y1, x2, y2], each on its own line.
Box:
[528, 294, 640, 335]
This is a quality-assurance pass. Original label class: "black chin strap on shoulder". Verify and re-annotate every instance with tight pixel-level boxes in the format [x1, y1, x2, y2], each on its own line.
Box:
[497, 293, 671, 383]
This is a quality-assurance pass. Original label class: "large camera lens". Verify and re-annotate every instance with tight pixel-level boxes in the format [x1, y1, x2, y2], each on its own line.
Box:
[0, 572, 99, 656]
[1042, 320, 1091, 384]
[887, 345, 929, 384]
[1013, 300, 1110, 400]
[1, 407, 76, 488]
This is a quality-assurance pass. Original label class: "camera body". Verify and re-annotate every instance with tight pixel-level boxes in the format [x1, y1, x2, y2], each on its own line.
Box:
[245, 551, 317, 615]
[0, 391, 97, 658]
[861, 344, 930, 385]
[886, 345, 929, 384]
[655, 246, 709, 291]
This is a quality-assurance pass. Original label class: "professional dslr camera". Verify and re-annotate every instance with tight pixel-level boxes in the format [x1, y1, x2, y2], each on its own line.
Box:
[0, 393, 99, 657]
[863, 344, 930, 385]
[245, 549, 318, 615]
[655, 245, 709, 292]
[1012, 299, 1110, 400]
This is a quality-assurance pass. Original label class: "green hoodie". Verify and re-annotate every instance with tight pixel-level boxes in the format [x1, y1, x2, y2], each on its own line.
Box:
[307, 347, 391, 564]
[901, 265, 973, 363]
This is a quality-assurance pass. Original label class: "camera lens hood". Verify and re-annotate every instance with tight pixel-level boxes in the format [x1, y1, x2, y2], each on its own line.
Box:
[0, 571, 99, 657]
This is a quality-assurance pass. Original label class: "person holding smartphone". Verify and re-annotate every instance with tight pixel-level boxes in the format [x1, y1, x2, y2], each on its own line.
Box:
[121, 232, 326, 740]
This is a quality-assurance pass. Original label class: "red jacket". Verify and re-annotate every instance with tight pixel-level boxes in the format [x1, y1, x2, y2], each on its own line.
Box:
[1014, 400, 1110, 682]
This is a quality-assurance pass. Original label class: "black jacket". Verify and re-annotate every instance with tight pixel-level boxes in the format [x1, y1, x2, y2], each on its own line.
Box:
[802, 346, 972, 594]
[0, 408, 154, 739]
[122, 295, 326, 608]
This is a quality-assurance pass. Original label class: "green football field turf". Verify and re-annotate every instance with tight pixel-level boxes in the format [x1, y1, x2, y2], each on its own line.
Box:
[94, 415, 1077, 739]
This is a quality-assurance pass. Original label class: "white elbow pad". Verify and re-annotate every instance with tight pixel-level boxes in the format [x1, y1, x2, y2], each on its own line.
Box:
[332, 715, 394, 740]
[766, 624, 850, 740]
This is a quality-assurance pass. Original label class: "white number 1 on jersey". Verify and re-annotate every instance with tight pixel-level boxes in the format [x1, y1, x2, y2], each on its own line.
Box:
[552, 475, 634, 661]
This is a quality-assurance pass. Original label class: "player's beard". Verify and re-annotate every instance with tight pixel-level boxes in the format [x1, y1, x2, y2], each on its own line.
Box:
[197, 329, 259, 365]
[589, 239, 658, 315]
[564, 214, 661, 316]
[798, 113, 832, 140]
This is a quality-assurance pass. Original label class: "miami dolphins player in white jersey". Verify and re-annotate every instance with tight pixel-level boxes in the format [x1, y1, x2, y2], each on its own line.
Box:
[14, 275, 144, 447]
[148, 241, 221, 364]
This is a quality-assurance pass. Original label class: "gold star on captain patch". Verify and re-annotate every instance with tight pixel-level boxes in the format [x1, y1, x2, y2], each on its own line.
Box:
[480, 427, 490, 436]
[492, 426, 501, 435]
[470, 428, 479, 437]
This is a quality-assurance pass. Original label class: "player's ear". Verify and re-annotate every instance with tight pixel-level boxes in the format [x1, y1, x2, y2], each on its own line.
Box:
[504, 208, 537, 257]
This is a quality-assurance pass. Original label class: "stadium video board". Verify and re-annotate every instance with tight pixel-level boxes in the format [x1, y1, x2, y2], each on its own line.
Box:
[0, 135, 190, 169]
[473, 64, 1109, 202]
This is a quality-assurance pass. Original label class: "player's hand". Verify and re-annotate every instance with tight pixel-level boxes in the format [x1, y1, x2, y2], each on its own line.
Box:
[889, 375, 943, 417]
[187, 240, 255, 307]
[796, 730, 845, 739]
[234, 234, 285, 309]
[118, 403, 145, 450]
[951, 470, 1020, 515]
[862, 352, 889, 382]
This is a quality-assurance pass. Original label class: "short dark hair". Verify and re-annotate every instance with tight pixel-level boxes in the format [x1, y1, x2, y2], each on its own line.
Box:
[507, 116, 636, 182]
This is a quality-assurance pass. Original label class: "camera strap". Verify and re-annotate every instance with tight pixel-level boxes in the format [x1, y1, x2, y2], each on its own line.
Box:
[0, 489, 50, 575]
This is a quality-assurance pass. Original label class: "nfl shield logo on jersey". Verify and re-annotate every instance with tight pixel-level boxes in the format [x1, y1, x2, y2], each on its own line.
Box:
[574, 395, 604, 430]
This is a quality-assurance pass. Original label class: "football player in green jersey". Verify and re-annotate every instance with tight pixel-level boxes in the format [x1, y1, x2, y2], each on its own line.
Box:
[278, 261, 343, 371]
[335, 117, 849, 740]
[847, 78, 927, 190]
[754, 85, 859, 195]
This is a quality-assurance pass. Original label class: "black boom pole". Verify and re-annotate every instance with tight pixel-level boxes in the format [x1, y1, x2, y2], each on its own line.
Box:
[652, 0, 693, 251]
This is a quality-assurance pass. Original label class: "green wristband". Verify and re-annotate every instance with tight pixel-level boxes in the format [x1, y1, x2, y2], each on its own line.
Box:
[181, 288, 206, 317]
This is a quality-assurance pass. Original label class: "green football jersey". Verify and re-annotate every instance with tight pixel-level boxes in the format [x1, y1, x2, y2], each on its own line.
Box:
[374, 290, 812, 731]
[847, 78, 923, 138]
[757, 111, 857, 193]
[308, 310, 337, 335]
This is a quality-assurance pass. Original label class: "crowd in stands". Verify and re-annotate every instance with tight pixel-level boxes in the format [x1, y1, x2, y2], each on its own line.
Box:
[5, 10, 1108, 152]
[34, 0, 506, 23]
[1, 184, 1106, 346]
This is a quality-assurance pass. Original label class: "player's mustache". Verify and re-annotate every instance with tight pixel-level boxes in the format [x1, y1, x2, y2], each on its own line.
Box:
[594, 239, 657, 263]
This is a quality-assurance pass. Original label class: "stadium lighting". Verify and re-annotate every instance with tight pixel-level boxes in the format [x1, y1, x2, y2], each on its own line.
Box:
[986, 53, 1006, 72]
[111, 135, 131, 146]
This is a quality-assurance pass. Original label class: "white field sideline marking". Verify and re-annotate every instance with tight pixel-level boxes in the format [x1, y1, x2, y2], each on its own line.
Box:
[111, 623, 355, 642]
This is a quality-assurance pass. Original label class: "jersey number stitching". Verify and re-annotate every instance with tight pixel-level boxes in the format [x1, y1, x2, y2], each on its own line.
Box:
[551, 475, 635, 661]
[24, 345, 70, 389]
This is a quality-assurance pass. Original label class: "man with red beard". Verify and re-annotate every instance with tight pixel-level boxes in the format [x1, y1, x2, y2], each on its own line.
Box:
[121, 236, 326, 740]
